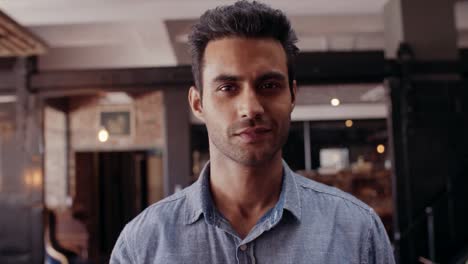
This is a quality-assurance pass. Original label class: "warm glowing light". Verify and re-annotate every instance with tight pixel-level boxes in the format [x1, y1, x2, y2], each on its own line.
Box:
[377, 144, 385, 154]
[330, 98, 340, 106]
[32, 169, 42, 187]
[24, 168, 42, 188]
[345, 120, 353, 127]
[98, 128, 109, 142]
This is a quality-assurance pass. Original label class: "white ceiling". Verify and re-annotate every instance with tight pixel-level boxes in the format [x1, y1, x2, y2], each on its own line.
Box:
[0, 0, 390, 25]
[0, 0, 467, 70]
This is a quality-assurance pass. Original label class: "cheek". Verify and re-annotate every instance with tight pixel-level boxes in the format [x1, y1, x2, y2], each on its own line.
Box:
[203, 110, 229, 133]
[204, 99, 235, 121]
[269, 100, 293, 117]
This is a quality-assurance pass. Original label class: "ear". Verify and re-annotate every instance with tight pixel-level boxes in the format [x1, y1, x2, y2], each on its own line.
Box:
[188, 86, 205, 123]
[291, 80, 297, 110]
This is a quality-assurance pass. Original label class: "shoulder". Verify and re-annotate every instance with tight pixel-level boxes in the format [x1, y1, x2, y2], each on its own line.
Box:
[290, 173, 394, 263]
[292, 173, 376, 221]
[121, 183, 195, 240]
[292, 174, 395, 263]
[111, 184, 199, 262]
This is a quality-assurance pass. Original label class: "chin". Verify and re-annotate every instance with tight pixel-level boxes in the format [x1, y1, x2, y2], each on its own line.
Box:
[234, 150, 279, 167]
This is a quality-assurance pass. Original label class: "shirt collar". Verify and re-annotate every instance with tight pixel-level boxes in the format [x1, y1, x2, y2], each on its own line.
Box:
[184, 160, 302, 225]
[184, 161, 212, 225]
[281, 160, 302, 221]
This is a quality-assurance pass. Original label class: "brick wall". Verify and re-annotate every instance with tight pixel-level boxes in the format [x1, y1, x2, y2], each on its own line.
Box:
[69, 91, 164, 150]
[44, 106, 67, 208]
[44, 91, 165, 208]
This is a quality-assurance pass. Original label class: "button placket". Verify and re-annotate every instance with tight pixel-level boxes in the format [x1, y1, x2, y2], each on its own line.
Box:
[236, 243, 250, 264]
[239, 244, 248, 251]
[248, 242, 256, 264]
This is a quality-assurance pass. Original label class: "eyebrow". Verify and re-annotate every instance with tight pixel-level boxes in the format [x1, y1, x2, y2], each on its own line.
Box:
[212, 74, 242, 84]
[256, 71, 287, 84]
[212, 71, 287, 84]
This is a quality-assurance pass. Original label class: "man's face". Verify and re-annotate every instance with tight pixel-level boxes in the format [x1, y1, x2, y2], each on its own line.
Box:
[189, 37, 296, 166]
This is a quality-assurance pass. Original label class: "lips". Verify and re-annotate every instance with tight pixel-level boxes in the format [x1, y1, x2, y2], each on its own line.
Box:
[235, 127, 272, 143]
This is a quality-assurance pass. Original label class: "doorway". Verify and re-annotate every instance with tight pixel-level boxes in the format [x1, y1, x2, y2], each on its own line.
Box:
[74, 151, 149, 264]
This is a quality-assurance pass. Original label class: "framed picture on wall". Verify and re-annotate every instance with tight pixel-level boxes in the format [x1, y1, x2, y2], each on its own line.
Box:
[99, 105, 135, 138]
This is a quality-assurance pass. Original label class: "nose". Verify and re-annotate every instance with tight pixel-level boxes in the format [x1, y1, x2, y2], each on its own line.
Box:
[237, 86, 264, 119]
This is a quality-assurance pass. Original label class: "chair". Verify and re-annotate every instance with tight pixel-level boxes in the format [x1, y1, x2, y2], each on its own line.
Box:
[44, 209, 79, 264]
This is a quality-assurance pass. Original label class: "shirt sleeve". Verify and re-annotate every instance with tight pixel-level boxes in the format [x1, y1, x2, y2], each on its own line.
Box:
[365, 210, 396, 264]
[110, 225, 135, 264]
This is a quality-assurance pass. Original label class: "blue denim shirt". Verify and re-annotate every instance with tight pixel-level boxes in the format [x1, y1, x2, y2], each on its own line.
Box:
[111, 161, 395, 263]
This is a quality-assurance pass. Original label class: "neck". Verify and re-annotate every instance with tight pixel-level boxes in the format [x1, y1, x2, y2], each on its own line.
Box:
[210, 153, 283, 208]
[208, 150, 283, 238]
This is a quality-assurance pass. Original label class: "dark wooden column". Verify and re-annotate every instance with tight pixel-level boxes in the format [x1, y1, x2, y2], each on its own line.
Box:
[0, 57, 44, 264]
[162, 86, 191, 197]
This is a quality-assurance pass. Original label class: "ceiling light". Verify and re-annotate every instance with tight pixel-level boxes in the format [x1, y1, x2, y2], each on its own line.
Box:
[98, 128, 109, 143]
[330, 98, 340, 106]
[377, 144, 385, 154]
[99, 92, 133, 105]
[345, 120, 353, 127]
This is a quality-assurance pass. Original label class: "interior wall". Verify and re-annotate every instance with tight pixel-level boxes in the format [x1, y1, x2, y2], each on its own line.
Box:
[69, 90, 164, 198]
[43, 90, 165, 209]
[44, 105, 67, 208]
[69, 91, 165, 150]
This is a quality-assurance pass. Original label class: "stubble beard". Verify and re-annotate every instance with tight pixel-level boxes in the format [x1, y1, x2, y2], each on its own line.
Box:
[207, 119, 290, 167]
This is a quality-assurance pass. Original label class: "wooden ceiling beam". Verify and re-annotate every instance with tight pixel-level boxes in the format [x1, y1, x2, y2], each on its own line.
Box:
[31, 66, 193, 91]
[29, 49, 468, 98]
[0, 37, 27, 56]
[0, 23, 42, 51]
[0, 10, 47, 57]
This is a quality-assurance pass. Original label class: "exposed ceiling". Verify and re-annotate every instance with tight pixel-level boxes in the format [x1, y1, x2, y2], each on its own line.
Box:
[0, 0, 467, 70]
[0, 9, 46, 57]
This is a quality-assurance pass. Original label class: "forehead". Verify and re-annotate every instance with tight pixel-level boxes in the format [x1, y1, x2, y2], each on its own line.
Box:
[202, 37, 288, 82]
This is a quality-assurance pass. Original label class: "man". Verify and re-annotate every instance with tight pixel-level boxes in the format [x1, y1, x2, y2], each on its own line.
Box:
[111, 1, 395, 263]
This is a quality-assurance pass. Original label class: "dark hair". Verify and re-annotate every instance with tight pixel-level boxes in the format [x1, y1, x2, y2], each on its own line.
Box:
[188, 0, 299, 98]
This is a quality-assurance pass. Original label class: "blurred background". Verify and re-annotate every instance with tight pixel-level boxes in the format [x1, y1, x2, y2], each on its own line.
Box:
[0, 0, 467, 263]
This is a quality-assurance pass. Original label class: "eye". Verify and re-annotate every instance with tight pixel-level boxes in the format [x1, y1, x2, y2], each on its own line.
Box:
[218, 84, 237, 92]
[259, 81, 280, 91]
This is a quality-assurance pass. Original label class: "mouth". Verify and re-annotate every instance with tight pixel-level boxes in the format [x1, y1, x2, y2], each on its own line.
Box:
[235, 127, 272, 143]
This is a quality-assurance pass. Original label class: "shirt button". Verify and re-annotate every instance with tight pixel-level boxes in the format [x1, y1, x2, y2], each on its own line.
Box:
[239, 244, 248, 251]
